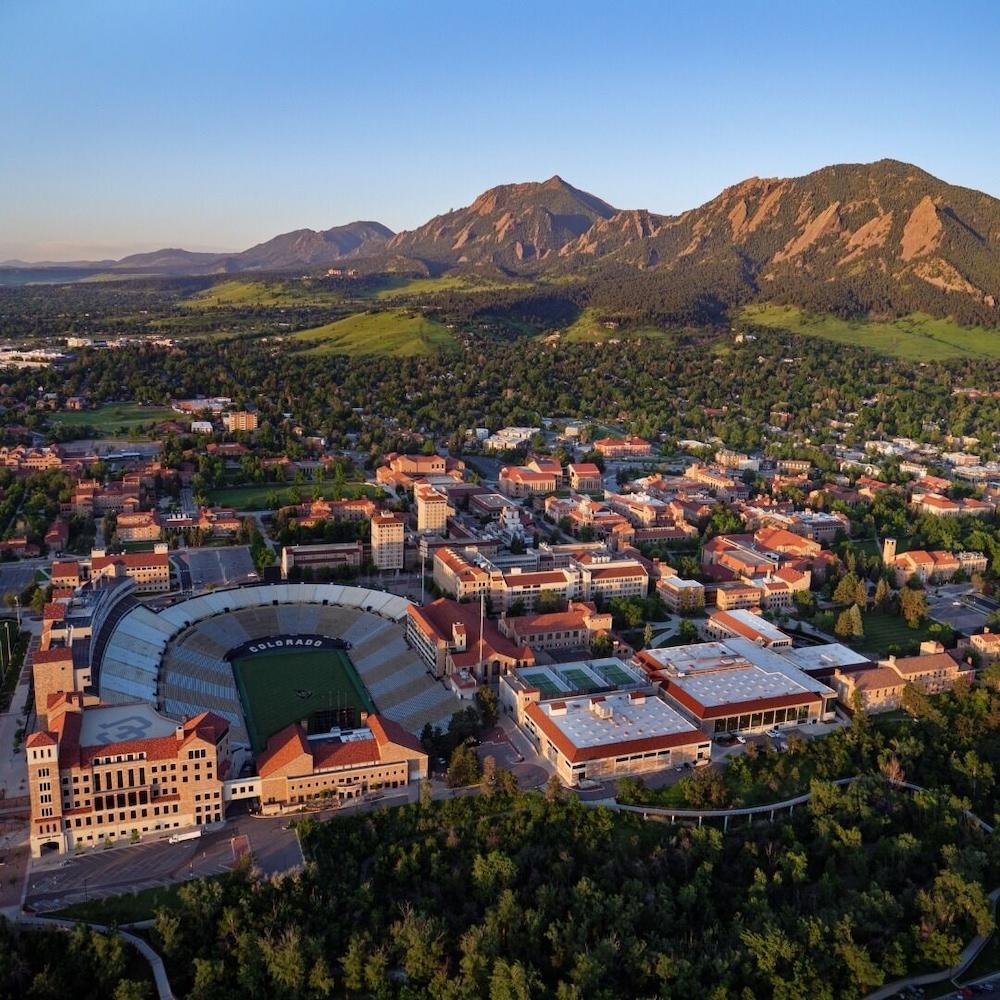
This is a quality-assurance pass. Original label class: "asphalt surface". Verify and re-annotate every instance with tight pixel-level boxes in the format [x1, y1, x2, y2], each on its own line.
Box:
[25, 813, 302, 912]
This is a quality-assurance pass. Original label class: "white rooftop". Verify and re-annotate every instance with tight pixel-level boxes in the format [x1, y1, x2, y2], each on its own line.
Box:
[539, 691, 700, 750]
[644, 638, 835, 709]
[711, 609, 790, 644]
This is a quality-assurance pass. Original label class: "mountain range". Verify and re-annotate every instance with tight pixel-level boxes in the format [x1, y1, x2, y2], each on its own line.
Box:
[5, 160, 1000, 322]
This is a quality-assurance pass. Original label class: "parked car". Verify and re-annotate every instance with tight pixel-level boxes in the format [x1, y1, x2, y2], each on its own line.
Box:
[733, 733, 747, 744]
[765, 728, 782, 739]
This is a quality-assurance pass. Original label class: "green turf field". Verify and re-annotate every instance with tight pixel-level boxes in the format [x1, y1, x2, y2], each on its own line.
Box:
[48, 402, 175, 430]
[600, 663, 635, 687]
[521, 670, 563, 698]
[232, 647, 375, 751]
[561, 667, 601, 692]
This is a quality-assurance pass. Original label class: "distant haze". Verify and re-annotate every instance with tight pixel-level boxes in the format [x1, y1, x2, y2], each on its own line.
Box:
[2, 0, 999, 260]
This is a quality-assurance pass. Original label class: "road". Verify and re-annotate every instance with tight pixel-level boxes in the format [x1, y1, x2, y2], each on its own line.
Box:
[25, 811, 303, 912]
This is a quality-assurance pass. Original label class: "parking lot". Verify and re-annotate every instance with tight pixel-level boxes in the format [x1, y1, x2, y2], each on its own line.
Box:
[25, 813, 302, 912]
[0, 563, 38, 602]
[927, 584, 995, 634]
[175, 546, 257, 591]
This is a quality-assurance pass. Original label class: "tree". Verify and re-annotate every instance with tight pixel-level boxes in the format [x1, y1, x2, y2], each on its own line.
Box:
[447, 743, 481, 788]
[475, 686, 498, 728]
[677, 619, 699, 643]
[873, 577, 892, 610]
[900, 586, 927, 628]
[642, 622, 654, 648]
[834, 604, 864, 638]
[590, 633, 613, 657]
[833, 572, 866, 607]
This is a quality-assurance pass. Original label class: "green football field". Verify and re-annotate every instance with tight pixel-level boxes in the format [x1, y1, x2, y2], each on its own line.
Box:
[231, 647, 375, 751]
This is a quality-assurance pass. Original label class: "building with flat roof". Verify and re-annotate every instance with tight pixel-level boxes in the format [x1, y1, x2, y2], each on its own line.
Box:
[500, 658, 708, 784]
[280, 541, 364, 578]
[636, 639, 837, 735]
[415, 482, 455, 533]
[27, 695, 231, 856]
[657, 575, 705, 614]
[370, 511, 405, 570]
[705, 609, 792, 648]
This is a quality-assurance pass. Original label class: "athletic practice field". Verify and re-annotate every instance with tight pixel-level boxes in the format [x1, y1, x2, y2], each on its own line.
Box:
[231, 647, 375, 751]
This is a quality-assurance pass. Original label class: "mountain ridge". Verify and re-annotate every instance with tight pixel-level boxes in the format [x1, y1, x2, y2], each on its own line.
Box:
[5, 161, 1000, 324]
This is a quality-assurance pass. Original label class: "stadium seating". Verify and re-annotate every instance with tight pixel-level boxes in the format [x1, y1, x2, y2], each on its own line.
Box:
[95, 582, 461, 748]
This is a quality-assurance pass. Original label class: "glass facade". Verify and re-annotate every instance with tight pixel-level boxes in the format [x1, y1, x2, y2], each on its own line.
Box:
[712, 703, 810, 734]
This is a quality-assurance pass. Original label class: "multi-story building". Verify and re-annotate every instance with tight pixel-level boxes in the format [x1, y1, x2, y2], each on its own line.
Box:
[375, 453, 466, 491]
[567, 463, 603, 493]
[501, 659, 709, 784]
[370, 511, 405, 570]
[713, 581, 763, 611]
[498, 465, 558, 498]
[90, 549, 171, 592]
[27, 696, 230, 856]
[281, 542, 364, 578]
[636, 639, 837, 735]
[222, 410, 258, 432]
[407, 598, 534, 681]
[705, 609, 792, 648]
[593, 436, 652, 459]
[498, 601, 613, 652]
[432, 546, 647, 612]
[968, 630, 1000, 664]
[657, 575, 706, 613]
[415, 482, 455, 532]
[256, 715, 427, 814]
[115, 510, 161, 543]
[830, 644, 962, 713]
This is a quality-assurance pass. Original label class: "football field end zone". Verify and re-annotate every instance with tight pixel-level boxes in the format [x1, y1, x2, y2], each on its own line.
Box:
[231, 645, 377, 752]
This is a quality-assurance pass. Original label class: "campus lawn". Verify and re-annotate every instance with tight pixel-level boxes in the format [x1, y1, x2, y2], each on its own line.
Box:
[48, 402, 175, 431]
[205, 481, 378, 509]
[853, 611, 937, 657]
[233, 647, 374, 752]
[741, 304, 1000, 361]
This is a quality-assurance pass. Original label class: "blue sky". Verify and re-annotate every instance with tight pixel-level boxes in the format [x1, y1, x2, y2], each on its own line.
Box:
[2, 0, 999, 260]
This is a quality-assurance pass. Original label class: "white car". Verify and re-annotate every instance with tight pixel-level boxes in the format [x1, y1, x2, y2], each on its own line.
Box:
[765, 728, 782, 739]
[733, 734, 746, 745]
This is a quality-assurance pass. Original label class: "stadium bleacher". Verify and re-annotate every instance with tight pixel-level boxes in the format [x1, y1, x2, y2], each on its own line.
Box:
[96, 582, 459, 747]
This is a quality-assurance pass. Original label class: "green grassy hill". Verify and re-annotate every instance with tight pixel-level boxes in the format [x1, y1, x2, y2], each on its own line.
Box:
[184, 280, 341, 308]
[741, 304, 1000, 361]
[561, 307, 674, 343]
[291, 309, 458, 356]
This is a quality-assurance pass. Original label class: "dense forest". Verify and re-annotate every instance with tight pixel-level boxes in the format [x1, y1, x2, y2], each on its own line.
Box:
[72, 780, 997, 1000]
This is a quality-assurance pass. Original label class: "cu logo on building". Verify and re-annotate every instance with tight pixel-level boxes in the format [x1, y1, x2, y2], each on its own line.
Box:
[96, 716, 155, 743]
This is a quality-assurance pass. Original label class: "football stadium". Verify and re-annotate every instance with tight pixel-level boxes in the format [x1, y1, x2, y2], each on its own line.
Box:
[92, 583, 460, 755]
